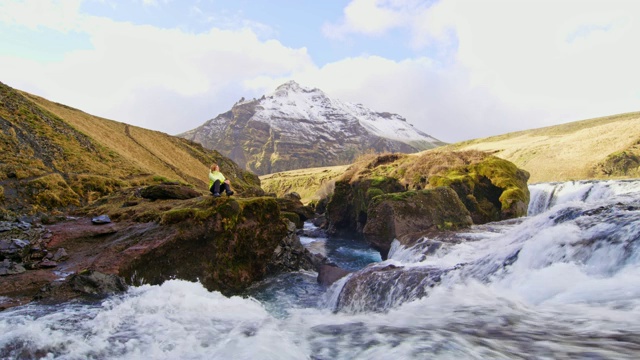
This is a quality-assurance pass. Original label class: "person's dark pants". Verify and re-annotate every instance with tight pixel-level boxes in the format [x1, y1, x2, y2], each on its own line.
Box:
[210, 180, 231, 195]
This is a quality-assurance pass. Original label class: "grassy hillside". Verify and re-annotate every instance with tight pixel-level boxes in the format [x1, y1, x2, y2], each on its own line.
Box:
[0, 81, 261, 215]
[259, 165, 349, 204]
[260, 111, 640, 202]
[441, 111, 640, 183]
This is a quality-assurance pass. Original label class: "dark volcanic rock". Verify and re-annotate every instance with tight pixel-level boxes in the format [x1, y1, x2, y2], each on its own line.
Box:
[276, 193, 316, 226]
[140, 184, 201, 200]
[336, 264, 448, 313]
[318, 264, 351, 286]
[0, 259, 26, 275]
[363, 187, 473, 259]
[268, 220, 321, 274]
[69, 270, 128, 297]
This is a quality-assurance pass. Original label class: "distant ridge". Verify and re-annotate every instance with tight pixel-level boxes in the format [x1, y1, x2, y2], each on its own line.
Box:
[179, 81, 445, 175]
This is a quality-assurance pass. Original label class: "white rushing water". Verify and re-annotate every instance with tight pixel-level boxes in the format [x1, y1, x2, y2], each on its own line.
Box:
[1, 179, 640, 359]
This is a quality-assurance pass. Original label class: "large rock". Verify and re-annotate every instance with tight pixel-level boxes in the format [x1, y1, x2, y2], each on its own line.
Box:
[428, 156, 530, 223]
[327, 176, 405, 235]
[276, 192, 316, 228]
[363, 187, 473, 259]
[317, 263, 351, 286]
[268, 220, 322, 274]
[140, 183, 201, 200]
[335, 264, 447, 313]
[325, 151, 530, 246]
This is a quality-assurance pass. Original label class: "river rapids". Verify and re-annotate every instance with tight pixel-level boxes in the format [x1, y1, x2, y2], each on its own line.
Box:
[1, 179, 639, 359]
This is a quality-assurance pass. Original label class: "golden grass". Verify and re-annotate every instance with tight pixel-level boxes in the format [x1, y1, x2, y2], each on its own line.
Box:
[259, 164, 349, 204]
[20, 92, 214, 190]
[439, 111, 640, 183]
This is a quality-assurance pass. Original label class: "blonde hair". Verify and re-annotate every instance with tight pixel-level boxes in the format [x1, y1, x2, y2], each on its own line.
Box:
[210, 163, 219, 172]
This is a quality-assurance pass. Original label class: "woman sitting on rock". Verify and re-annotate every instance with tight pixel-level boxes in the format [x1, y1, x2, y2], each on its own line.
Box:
[208, 163, 234, 197]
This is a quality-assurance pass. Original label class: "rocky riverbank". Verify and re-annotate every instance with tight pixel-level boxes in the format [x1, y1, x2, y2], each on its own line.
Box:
[0, 184, 320, 310]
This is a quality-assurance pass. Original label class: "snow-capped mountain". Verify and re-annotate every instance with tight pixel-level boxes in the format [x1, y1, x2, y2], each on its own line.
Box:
[179, 81, 445, 175]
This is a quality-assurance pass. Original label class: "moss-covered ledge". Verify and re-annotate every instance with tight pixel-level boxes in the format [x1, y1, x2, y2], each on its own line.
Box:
[66, 191, 296, 295]
[120, 196, 287, 294]
[325, 150, 530, 246]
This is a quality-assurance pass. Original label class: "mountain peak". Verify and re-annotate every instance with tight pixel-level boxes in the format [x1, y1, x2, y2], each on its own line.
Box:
[271, 80, 320, 98]
[182, 82, 445, 174]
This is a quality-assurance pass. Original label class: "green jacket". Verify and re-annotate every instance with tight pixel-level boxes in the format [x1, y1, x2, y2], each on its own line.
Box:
[208, 171, 226, 189]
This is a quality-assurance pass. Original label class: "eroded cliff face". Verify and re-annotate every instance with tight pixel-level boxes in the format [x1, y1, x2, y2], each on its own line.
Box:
[180, 81, 445, 175]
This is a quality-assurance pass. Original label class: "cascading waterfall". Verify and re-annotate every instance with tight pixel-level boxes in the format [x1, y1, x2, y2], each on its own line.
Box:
[1, 179, 640, 359]
[528, 179, 640, 215]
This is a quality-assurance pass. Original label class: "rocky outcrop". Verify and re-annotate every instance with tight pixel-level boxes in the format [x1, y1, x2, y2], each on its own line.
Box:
[325, 151, 530, 256]
[179, 81, 445, 175]
[595, 142, 640, 178]
[363, 187, 473, 259]
[428, 155, 530, 223]
[335, 264, 447, 313]
[139, 183, 202, 200]
[268, 220, 323, 274]
[318, 264, 351, 286]
[276, 192, 316, 228]
[0, 190, 322, 308]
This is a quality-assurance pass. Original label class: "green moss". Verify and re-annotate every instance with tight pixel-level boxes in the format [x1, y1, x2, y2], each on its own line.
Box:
[133, 210, 162, 223]
[597, 149, 640, 177]
[281, 211, 302, 228]
[160, 208, 197, 225]
[366, 187, 384, 201]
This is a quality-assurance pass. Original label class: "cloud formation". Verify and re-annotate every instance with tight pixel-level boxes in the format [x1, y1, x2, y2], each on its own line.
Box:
[0, 0, 638, 143]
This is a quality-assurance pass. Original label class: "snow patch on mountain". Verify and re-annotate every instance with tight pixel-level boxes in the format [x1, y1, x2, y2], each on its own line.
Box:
[253, 81, 441, 145]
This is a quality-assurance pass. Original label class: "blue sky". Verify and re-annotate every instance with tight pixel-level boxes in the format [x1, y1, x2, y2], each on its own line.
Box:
[1, 0, 639, 142]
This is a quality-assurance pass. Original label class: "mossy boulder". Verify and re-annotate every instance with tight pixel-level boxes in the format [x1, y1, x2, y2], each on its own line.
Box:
[428, 156, 530, 223]
[275, 192, 316, 228]
[362, 187, 472, 259]
[325, 151, 530, 246]
[140, 183, 201, 200]
[596, 146, 640, 178]
[119, 197, 287, 294]
[326, 176, 405, 235]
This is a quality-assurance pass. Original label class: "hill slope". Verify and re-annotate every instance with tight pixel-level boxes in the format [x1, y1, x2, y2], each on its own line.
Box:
[0, 81, 261, 215]
[441, 111, 640, 183]
[179, 81, 445, 175]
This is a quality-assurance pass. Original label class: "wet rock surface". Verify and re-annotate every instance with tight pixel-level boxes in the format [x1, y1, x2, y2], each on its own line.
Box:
[317, 263, 351, 286]
[336, 264, 448, 313]
[268, 220, 323, 274]
[363, 187, 473, 259]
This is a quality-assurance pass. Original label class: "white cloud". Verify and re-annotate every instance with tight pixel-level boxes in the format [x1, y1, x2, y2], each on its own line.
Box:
[316, 0, 640, 141]
[0, 0, 83, 32]
[323, 0, 405, 38]
[0, 0, 315, 135]
[1, 0, 638, 144]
